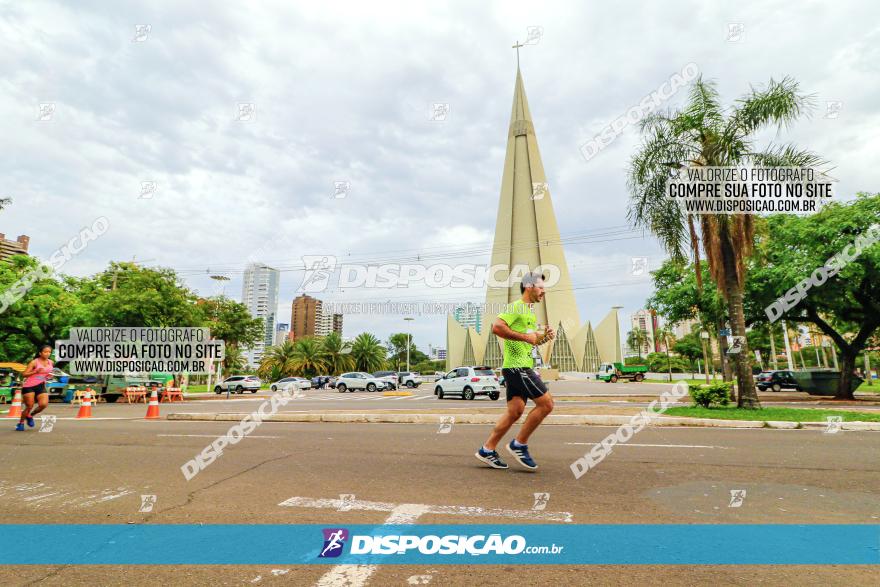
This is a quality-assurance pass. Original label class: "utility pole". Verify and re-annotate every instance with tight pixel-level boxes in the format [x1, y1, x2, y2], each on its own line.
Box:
[404, 317, 415, 372]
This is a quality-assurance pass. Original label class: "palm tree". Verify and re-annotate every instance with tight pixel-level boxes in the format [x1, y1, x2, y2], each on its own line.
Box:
[291, 336, 328, 377]
[321, 331, 354, 375]
[655, 325, 676, 382]
[258, 340, 297, 380]
[628, 76, 823, 408]
[350, 333, 386, 373]
[626, 328, 648, 362]
[223, 344, 247, 374]
[627, 328, 648, 360]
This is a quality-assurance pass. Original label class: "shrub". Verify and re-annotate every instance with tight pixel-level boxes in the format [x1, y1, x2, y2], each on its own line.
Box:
[688, 381, 733, 408]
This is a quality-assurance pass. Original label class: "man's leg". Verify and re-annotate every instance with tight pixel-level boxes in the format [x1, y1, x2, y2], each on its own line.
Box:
[484, 397, 525, 451]
[515, 391, 554, 445]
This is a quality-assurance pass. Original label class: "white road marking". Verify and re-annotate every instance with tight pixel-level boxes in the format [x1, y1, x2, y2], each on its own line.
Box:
[157, 434, 280, 439]
[565, 442, 727, 449]
[281, 495, 572, 587]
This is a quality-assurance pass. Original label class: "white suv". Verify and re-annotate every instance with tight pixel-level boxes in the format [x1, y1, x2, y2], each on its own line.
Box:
[434, 366, 500, 400]
[214, 375, 261, 394]
[397, 371, 423, 388]
[335, 372, 389, 393]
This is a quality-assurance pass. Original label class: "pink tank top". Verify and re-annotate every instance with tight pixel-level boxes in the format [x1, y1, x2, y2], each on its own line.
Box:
[23, 359, 53, 387]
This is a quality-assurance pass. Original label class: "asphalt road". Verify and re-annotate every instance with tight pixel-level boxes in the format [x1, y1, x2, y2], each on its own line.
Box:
[2, 413, 878, 585]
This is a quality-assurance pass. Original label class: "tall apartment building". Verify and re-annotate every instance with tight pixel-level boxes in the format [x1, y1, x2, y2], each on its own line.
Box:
[0, 233, 30, 261]
[290, 295, 322, 340]
[315, 311, 344, 337]
[241, 263, 280, 366]
[274, 323, 290, 346]
[291, 295, 343, 339]
[453, 302, 482, 334]
[629, 309, 661, 356]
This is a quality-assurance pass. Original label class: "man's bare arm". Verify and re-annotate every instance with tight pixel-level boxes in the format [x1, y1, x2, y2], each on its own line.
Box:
[491, 318, 539, 345]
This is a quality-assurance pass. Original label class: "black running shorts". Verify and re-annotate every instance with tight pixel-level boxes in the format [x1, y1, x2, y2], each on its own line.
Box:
[502, 368, 547, 402]
[22, 383, 47, 396]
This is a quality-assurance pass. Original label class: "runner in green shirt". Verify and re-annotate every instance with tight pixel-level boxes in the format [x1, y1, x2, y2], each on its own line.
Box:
[475, 272, 555, 471]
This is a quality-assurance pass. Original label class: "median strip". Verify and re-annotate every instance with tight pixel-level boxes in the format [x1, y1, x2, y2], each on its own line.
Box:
[166, 412, 880, 430]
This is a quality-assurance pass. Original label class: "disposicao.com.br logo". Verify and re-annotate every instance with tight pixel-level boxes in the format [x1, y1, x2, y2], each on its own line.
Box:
[319, 530, 563, 557]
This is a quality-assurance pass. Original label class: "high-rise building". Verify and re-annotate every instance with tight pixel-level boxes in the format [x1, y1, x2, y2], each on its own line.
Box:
[241, 263, 280, 366]
[446, 62, 622, 372]
[672, 318, 700, 340]
[315, 309, 344, 337]
[290, 296, 342, 339]
[274, 323, 290, 346]
[290, 295, 322, 340]
[0, 233, 30, 261]
[453, 302, 482, 334]
[630, 309, 660, 356]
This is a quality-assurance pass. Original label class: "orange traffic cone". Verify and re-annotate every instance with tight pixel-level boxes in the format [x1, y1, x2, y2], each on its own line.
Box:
[145, 388, 160, 419]
[76, 389, 93, 418]
[7, 389, 22, 419]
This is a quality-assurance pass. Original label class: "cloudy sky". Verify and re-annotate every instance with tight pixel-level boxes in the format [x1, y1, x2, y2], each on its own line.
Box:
[2, 0, 878, 352]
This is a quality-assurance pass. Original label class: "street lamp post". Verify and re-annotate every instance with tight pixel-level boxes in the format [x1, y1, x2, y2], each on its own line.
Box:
[404, 317, 415, 372]
[207, 274, 231, 392]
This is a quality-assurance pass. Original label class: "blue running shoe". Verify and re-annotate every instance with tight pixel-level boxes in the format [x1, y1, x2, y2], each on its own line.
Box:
[475, 447, 508, 469]
[15, 423, 25, 431]
[26, 416, 35, 428]
[506, 440, 537, 470]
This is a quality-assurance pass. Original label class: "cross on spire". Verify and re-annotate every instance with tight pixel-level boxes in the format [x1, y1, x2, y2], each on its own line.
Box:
[512, 40, 524, 68]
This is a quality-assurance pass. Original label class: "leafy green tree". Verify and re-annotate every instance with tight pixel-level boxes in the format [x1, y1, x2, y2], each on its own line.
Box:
[386, 333, 409, 369]
[673, 332, 704, 368]
[197, 296, 263, 348]
[0, 255, 88, 362]
[73, 262, 202, 327]
[320, 331, 354, 375]
[647, 258, 729, 381]
[645, 351, 690, 373]
[746, 193, 880, 398]
[350, 333, 386, 372]
[629, 76, 822, 407]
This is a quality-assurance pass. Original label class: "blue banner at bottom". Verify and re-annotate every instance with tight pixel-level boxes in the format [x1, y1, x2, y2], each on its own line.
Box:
[1, 525, 878, 565]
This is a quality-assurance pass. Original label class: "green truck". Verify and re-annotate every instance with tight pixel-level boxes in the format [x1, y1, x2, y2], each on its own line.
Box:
[596, 362, 648, 383]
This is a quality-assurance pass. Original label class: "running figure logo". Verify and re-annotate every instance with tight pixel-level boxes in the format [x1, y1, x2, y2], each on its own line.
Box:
[319, 528, 349, 558]
[39, 415, 56, 433]
[299, 255, 337, 293]
[728, 489, 747, 508]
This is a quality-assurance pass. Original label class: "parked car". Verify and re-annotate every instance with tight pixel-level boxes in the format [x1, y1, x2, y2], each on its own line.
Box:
[434, 366, 500, 400]
[335, 372, 389, 393]
[397, 371, 422, 388]
[755, 370, 802, 392]
[270, 377, 310, 392]
[214, 375, 261, 394]
[372, 371, 398, 390]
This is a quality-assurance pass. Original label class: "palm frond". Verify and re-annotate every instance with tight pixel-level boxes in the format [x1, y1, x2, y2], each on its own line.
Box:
[725, 76, 815, 140]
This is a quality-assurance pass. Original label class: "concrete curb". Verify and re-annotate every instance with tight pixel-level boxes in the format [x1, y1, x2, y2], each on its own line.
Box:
[166, 412, 880, 430]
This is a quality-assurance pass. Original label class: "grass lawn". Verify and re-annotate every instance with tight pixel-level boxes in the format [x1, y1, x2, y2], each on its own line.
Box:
[664, 405, 880, 422]
[856, 381, 879, 393]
